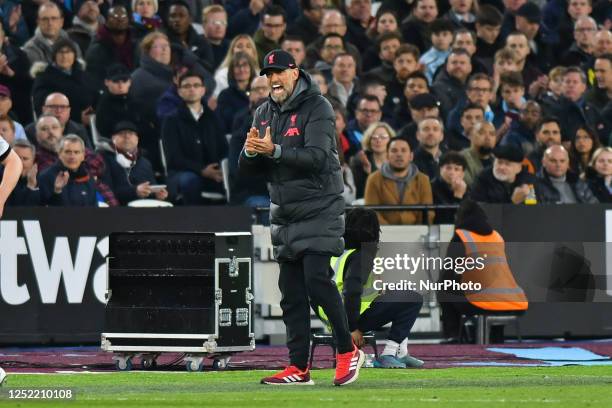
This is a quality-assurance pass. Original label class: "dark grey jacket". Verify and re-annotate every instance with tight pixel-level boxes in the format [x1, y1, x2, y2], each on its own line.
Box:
[239, 70, 345, 261]
[536, 168, 598, 204]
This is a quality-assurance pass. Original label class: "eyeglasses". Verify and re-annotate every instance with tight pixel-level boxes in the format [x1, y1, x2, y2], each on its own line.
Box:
[210, 20, 227, 26]
[575, 27, 596, 33]
[324, 44, 344, 50]
[468, 87, 491, 93]
[151, 44, 170, 50]
[263, 23, 285, 29]
[180, 83, 204, 89]
[235, 62, 251, 69]
[371, 134, 390, 140]
[39, 125, 62, 131]
[44, 104, 70, 110]
[39, 16, 62, 23]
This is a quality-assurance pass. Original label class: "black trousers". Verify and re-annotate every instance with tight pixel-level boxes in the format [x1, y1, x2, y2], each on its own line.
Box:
[358, 291, 423, 344]
[279, 253, 353, 369]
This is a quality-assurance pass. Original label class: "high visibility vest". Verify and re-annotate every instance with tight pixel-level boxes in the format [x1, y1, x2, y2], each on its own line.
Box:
[456, 229, 529, 311]
[317, 249, 378, 328]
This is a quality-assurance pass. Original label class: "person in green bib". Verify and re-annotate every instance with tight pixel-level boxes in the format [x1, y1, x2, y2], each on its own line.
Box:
[318, 208, 425, 368]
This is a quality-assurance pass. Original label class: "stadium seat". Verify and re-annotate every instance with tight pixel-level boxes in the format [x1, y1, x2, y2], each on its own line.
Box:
[459, 313, 523, 345]
[308, 332, 378, 368]
[127, 199, 173, 207]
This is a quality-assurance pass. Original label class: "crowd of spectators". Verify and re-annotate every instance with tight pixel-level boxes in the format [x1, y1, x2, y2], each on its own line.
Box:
[0, 0, 610, 224]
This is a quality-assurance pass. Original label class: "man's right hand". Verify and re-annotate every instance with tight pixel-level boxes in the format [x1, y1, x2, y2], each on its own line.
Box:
[54, 171, 69, 194]
[26, 164, 38, 189]
[511, 184, 530, 204]
[202, 163, 223, 183]
[244, 127, 259, 155]
[136, 181, 152, 198]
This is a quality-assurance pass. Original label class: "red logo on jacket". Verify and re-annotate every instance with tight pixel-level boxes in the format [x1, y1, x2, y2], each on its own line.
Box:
[284, 114, 300, 137]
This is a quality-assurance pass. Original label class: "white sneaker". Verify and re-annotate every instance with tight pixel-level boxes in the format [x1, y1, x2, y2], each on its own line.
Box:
[0, 367, 6, 386]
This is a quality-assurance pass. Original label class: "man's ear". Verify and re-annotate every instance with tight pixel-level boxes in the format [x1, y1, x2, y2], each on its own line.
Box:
[291, 68, 299, 81]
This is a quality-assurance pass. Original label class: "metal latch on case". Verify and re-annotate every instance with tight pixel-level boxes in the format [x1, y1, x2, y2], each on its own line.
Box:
[229, 256, 239, 277]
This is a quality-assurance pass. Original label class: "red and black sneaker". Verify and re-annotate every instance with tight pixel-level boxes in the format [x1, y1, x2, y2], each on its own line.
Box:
[260, 365, 314, 385]
[333, 345, 365, 386]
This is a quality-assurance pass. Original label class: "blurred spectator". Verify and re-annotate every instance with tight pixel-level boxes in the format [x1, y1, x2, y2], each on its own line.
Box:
[2, 139, 40, 207]
[401, 0, 438, 53]
[95, 64, 158, 169]
[286, 0, 325, 46]
[501, 100, 542, 155]
[328, 53, 357, 107]
[569, 125, 601, 175]
[0, 23, 33, 124]
[450, 29, 488, 76]
[308, 68, 328, 95]
[100, 121, 167, 205]
[351, 121, 394, 200]
[86, 6, 137, 90]
[0, 0, 29, 46]
[386, 44, 421, 116]
[166, 0, 215, 71]
[536, 144, 597, 203]
[362, 8, 399, 71]
[344, 0, 373, 53]
[527, 116, 563, 173]
[593, 29, 612, 58]
[514, 2, 555, 73]
[336, 122, 357, 205]
[492, 47, 520, 96]
[214, 34, 259, 98]
[31, 39, 96, 130]
[587, 54, 612, 112]
[432, 48, 472, 117]
[364, 137, 434, 225]
[67, 0, 101, 54]
[131, 0, 163, 41]
[367, 31, 402, 84]
[460, 121, 497, 186]
[470, 144, 538, 204]
[38, 135, 98, 207]
[23, 2, 82, 65]
[312, 33, 346, 81]
[226, 0, 297, 38]
[547, 0, 594, 49]
[345, 75, 390, 123]
[496, 72, 526, 139]
[448, 103, 485, 152]
[0, 114, 15, 145]
[281, 35, 306, 67]
[25, 93, 90, 149]
[202, 4, 229, 71]
[505, 31, 543, 91]
[0, 85, 26, 141]
[228, 75, 269, 207]
[393, 71, 430, 130]
[420, 19, 454, 84]
[445, 0, 477, 31]
[585, 146, 612, 203]
[217, 52, 257, 134]
[474, 5, 504, 72]
[161, 71, 227, 204]
[548, 66, 610, 144]
[500, 0, 528, 39]
[397, 92, 441, 151]
[538, 66, 567, 113]
[254, 5, 286, 63]
[432, 151, 469, 224]
[413, 117, 446, 180]
[346, 95, 382, 150]
[33, 114, 63, 172]
[561, 16, 597, 70]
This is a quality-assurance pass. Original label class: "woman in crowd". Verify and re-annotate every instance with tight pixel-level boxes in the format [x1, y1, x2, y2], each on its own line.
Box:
[131, 0, 163, 40]
[585, 147, 612, 203]
[570, 125, 601, 177]
[216, 52, 257, 134]
[213, 34, 259, 99]
[351, 122, 395, 200]
[31, 39, 96, 125]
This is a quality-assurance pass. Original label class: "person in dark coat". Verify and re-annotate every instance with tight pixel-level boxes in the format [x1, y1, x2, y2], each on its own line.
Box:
[432, 151, 469, 224]
[241, 50, 363, 386]
[161, 71, 228, 204]
[0, 24, 33, 124]
[38, 135, 98, 207]
[431, 48, 472, 118]
[85, 6, 138, 91]
[31, 39, 97, 125]
[100, 121, 168, 205]
[130, 0, 163, 41]
[216, 52, 256, 134]
[0, 139, 40, 207]
[584, 147, 612, 203]
[400, 0, 437, 53]
[470, 144, 539, 204]
[285, 0, 324, 46]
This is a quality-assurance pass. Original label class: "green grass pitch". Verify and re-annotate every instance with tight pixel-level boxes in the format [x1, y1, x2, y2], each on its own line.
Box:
[1, 366, 612, 407]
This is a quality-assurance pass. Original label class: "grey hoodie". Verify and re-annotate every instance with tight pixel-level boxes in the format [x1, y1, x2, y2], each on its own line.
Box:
[380, 162, 419, 200]
[23, 28, 83, 66]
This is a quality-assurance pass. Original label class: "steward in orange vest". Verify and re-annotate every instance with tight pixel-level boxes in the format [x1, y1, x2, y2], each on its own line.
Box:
[439, 200, 528, 341]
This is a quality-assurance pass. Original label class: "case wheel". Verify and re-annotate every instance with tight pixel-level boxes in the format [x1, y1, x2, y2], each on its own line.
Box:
[185, 356, 205, 372]
[212, 356, 230, 370]
[114, 355, 133, 371]
[141, 355, 158, 370]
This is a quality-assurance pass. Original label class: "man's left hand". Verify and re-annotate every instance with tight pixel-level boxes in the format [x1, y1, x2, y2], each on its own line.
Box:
[245, 126, 275, 156]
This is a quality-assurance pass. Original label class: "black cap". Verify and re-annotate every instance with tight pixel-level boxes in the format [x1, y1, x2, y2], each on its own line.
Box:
[113, 120, 139, 135]
[260, 49, 297, 75]
[409, 93, 440, 110]
[493, 144, 524, 163]
[105, 63, 131, 81]
[516, 3, 541, 24]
